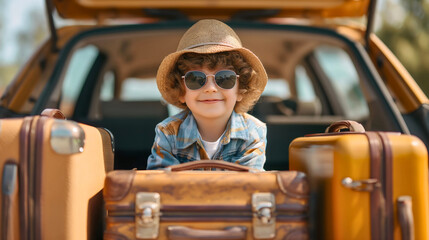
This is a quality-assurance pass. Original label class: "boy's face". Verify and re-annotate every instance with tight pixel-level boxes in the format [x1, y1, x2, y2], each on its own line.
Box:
[179, 65, 243, 122]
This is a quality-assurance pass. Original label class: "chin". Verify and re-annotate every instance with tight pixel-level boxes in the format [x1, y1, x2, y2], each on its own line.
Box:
[191, 105, 234, 119]
[197, 110, 230, 119]
[200, 113, 225, 119]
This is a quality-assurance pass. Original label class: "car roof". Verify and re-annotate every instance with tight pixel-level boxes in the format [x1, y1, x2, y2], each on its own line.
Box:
[53, 0, 371, 20]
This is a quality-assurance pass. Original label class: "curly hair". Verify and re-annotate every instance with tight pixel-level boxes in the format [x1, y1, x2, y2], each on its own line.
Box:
[168, 51, 259, 113]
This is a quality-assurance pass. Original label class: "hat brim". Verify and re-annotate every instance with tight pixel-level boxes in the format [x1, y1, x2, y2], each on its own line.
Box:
[157, 45, 268, 110]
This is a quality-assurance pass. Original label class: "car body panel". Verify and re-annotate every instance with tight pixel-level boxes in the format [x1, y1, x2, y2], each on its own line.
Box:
[54, 0, 370, 20]
[368, 34, 429, 113]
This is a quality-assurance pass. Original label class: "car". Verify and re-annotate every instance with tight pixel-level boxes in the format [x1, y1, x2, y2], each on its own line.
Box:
[2, 1, 429, 239]
[1, 0, 429, 172]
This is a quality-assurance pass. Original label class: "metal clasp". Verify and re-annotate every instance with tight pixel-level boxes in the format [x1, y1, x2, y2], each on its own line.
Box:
[252, 193, 276, 239]
[255, 201, 273, 224]
[341, 177, 380, 192]
[136, 192, 160, 239]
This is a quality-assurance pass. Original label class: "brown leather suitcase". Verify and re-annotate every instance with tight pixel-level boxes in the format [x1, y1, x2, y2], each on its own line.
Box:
[0, 109, 114, 240]
[103, 160, 309, 240]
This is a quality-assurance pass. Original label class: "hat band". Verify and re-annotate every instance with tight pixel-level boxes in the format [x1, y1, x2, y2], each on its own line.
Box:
[183, 42, 236, 50]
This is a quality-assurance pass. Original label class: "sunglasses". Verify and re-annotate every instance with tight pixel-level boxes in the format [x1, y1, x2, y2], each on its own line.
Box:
[182, 70, 239, 90]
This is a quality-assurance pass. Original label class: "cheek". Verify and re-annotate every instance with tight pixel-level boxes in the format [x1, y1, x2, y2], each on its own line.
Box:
[234, 84, 243, 101]
[236, 91, 244, 102]
[178, 84, 188, 103]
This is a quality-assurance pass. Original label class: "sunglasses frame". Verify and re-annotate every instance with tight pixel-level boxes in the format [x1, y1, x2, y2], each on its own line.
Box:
[182, 70, 239, 90]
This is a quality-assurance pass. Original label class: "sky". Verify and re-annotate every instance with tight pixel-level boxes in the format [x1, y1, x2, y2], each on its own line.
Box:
[0, 0, 45, 64]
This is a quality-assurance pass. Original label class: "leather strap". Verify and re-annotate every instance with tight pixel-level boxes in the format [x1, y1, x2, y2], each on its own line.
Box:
[167, 160, 256, 172]
[1, 161, 18, 240]
[40, 109, 66, 119]
[325, 120, 365, 133]
[167, 226, 247, 240]
[378, 132, 394, 240]
[397, 196, 415, 240]
[104, 231, 128, 240]
[19, 117, 33, 240]
[365, 132, 384, 240]
[34, 117, 50, 240]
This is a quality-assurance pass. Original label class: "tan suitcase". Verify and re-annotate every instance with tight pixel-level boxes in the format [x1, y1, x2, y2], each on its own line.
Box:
[289, 120, 429, 240]
[104, 160, 309, 240]
[0, 109, 114, 240]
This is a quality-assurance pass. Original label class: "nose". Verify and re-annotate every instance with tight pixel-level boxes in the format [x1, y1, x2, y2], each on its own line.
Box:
[203, 75, 218, 92]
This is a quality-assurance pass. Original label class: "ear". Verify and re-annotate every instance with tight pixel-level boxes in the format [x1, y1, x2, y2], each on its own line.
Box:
[179, 95, 186, 103]
[237, 89, 247, 102]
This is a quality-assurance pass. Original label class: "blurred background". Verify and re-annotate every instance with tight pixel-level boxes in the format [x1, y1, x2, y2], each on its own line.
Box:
[0, 0, 428, 95]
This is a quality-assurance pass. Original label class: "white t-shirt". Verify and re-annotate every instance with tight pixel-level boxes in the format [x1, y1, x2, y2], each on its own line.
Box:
[202, 130, 228, 160]
[201, 137, 222, 159]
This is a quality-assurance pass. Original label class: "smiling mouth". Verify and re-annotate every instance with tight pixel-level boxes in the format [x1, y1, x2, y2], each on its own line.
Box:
[199, 99, 223, 103]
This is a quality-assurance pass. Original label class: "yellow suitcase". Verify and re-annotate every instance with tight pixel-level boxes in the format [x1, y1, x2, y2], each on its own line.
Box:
[289, 120, 429, 240]
[0, 109, 114, 240]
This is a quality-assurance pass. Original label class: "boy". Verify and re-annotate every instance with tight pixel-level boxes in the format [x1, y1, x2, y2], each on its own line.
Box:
[147, 19, 268, 170]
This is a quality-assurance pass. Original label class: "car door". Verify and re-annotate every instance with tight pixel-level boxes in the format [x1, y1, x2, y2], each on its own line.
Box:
[368, 34, 429, 143]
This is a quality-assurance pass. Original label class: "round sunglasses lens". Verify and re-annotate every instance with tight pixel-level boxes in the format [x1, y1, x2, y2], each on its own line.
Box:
[185, 71, 206, 90]
[215, 70, 237, 89]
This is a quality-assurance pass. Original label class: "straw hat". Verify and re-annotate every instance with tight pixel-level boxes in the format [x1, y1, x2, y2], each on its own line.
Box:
[156, 19, 268, 113]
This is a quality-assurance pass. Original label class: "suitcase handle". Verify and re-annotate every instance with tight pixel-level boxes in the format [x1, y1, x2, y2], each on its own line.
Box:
[41, 108, 66, 119]
[325, 120, 365, 133]
[167, 226, 247, 240]
[397, 196, 415, 240]
[167, 160, 256, 172]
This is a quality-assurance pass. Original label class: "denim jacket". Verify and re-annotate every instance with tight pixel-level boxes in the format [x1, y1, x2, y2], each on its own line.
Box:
[146, 110, 266, 170]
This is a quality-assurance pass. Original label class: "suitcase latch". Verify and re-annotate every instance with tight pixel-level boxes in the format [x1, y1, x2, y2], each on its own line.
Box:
[136, 192, 160, 239]
[342, 177, 380, 192]
[252, 193, 276, 239]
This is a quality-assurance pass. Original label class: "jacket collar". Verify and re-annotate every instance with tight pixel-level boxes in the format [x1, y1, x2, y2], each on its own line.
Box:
[176, 111, 250, 149]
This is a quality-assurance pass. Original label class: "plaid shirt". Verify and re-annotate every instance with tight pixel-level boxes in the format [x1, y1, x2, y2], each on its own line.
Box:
[147, 110, 266, 170]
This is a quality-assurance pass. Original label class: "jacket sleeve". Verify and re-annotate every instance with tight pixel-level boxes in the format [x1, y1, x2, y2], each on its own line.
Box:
[235, 124, 267, 170]
[146, 125, 181, 170]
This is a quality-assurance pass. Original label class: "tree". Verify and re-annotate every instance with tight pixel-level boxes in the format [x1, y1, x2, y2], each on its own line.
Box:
[376, 0, 429, 92]
[0, 0, 48, 94]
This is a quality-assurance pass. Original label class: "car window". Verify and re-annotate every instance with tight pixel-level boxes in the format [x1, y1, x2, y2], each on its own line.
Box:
[100, 76, 182, 116]
[57, 33, 365, 121]
[295, 65, 317, 102]
[313, 45, 369, 119]
[100, 71, 115, 101]
[262, 79, 290, 99]
[60, 45, 99, 116]
[120, 78, 161, 101]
